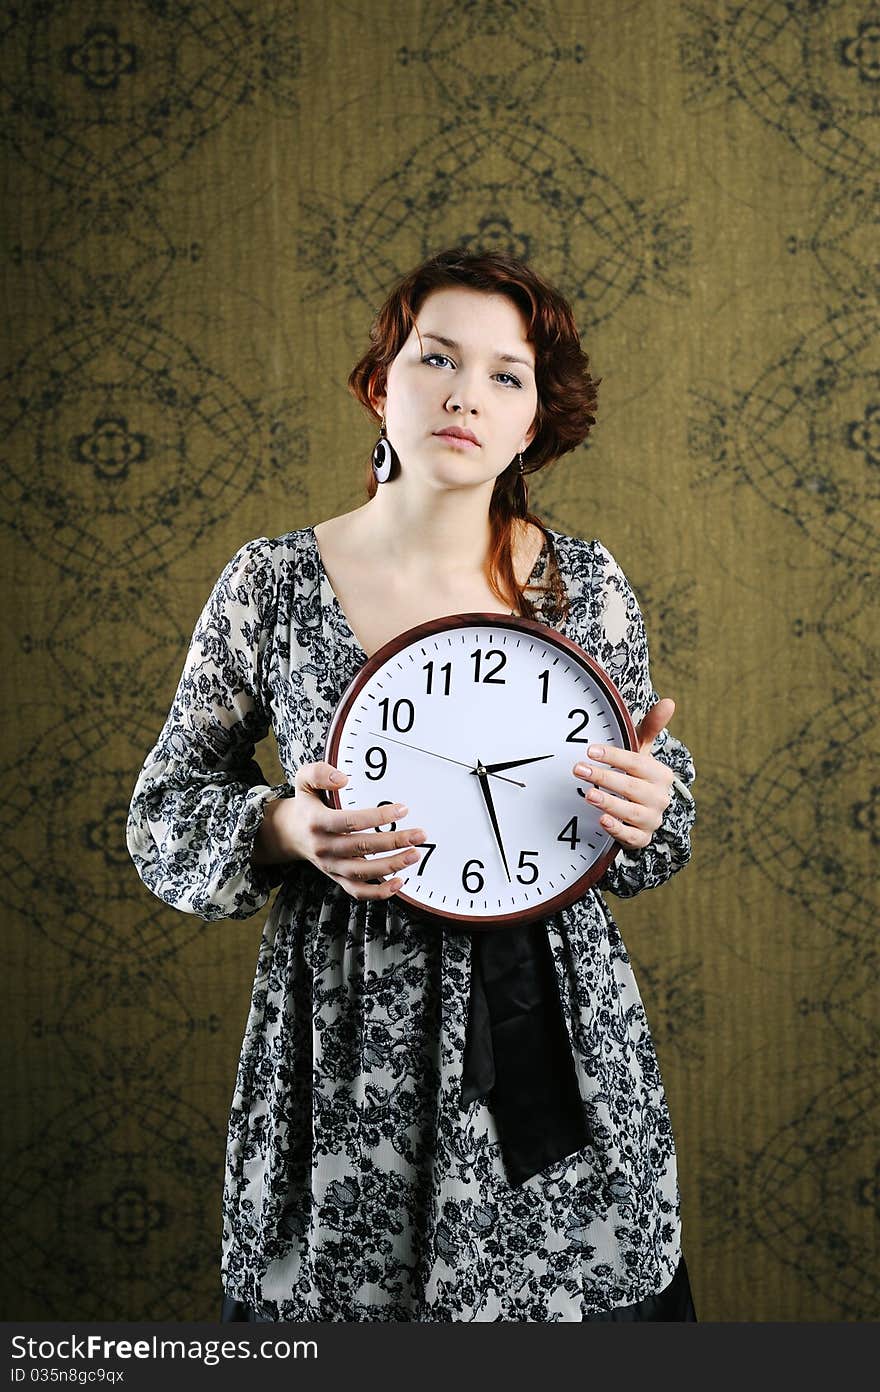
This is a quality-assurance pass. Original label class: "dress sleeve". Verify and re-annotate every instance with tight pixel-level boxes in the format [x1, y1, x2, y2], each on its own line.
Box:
[125, 536, 297, 922]
[588, 540, 697, 900]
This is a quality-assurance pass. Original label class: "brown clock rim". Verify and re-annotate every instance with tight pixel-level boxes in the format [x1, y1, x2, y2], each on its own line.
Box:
[323, 610, 638, 929]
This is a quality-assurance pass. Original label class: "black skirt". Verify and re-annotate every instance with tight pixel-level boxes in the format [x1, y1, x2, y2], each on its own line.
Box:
[220, 1250, 697, 1322]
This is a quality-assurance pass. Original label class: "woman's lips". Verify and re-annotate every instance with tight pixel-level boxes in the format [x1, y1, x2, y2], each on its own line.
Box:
[433, 432, 480, 449]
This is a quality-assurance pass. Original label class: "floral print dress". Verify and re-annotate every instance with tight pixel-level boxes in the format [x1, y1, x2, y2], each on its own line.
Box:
[126, 525, 697, 1321]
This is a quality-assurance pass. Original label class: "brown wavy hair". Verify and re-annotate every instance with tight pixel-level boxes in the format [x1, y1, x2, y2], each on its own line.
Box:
[347, 248, 601, 622]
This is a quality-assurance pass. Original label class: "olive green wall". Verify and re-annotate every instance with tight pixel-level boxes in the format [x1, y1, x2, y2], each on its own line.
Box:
[3, 0, 875, 1321]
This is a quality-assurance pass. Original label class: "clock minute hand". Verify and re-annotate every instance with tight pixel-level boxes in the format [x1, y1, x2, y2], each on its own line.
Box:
[478, 754, 556, 775]
[474, 757, 512, 883]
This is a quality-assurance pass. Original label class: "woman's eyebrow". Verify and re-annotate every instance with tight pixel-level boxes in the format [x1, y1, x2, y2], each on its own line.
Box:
[421, 331, 534, 371]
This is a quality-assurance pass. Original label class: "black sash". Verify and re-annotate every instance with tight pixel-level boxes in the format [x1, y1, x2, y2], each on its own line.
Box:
[460, 920, 592, 1186]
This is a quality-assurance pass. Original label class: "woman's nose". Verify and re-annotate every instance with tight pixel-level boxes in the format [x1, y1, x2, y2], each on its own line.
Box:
[445, 396, 479, 416]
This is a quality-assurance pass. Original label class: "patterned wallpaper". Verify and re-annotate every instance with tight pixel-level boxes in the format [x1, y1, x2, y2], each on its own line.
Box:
[2, 0, 876, 1321]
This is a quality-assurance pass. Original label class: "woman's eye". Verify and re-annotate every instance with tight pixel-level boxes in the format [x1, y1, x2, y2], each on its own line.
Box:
[421, 354, 521, 388]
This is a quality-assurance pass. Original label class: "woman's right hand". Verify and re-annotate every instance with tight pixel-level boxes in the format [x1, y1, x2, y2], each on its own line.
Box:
[268, 760, 426, 901]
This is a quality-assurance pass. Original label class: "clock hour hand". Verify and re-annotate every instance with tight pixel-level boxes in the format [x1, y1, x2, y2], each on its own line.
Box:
[474, 757, 512, 883]
[477, 754, 555, 776]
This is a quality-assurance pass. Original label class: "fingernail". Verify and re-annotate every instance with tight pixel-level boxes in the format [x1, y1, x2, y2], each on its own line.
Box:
[394, 803, 409, 816]
[331, 771, 345, 783]
[574, 763, 590, 777]
[588, 745, 604, 758]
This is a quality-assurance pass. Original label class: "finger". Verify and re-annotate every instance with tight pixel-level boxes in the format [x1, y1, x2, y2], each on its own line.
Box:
[635, 698, 676, 753]
[573, 760, 667, 803]
[328, 844, 424, 883]
[599, 812, 652, 849]
[575, 743, 674, 779]
[323, 826, 427, 860]
[573, 762, 671, 812]
[336, 872, 405, 902]
[589, 788, 666, 830]
[580, 780, 669, 820]
[323, 800, 411, 836]
[296, 760, 350, 795]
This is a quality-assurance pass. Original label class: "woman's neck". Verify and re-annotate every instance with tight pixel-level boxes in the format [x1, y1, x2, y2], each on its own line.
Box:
[348, 487, 505, 579]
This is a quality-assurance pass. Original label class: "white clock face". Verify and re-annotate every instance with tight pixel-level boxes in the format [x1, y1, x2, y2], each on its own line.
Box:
[325, 615, 635, 925]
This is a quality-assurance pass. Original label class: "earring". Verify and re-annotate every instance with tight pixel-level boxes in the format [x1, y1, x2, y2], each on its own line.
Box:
[372, 414, 398, 484]
[518, 450, 524, 474]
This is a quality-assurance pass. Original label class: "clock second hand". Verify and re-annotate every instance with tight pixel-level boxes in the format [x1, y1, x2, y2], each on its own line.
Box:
[366, 732, 526, 787]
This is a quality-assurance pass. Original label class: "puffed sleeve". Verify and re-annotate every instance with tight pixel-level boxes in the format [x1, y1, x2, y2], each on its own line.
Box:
[588, 540, 697, 899]
[126, 536, 297, 921]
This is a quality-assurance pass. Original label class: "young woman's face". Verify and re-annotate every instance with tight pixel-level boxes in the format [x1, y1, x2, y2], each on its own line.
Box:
[374, 285, 539, 494]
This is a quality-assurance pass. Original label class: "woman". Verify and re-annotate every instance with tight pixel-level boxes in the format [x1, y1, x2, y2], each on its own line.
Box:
[126, 248, 698, 1321]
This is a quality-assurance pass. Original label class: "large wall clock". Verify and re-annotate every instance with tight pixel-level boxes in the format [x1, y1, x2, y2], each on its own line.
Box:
[324, 613, 637, 927]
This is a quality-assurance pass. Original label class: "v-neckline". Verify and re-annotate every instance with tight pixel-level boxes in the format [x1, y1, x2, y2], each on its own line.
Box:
[309, 523, 551, 663]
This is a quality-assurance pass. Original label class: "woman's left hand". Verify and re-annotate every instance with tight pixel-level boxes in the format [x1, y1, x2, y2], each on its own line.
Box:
[572, 698, 677, 850]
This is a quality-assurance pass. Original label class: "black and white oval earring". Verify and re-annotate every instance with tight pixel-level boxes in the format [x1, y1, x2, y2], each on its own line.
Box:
[372, 415, 398, 484]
